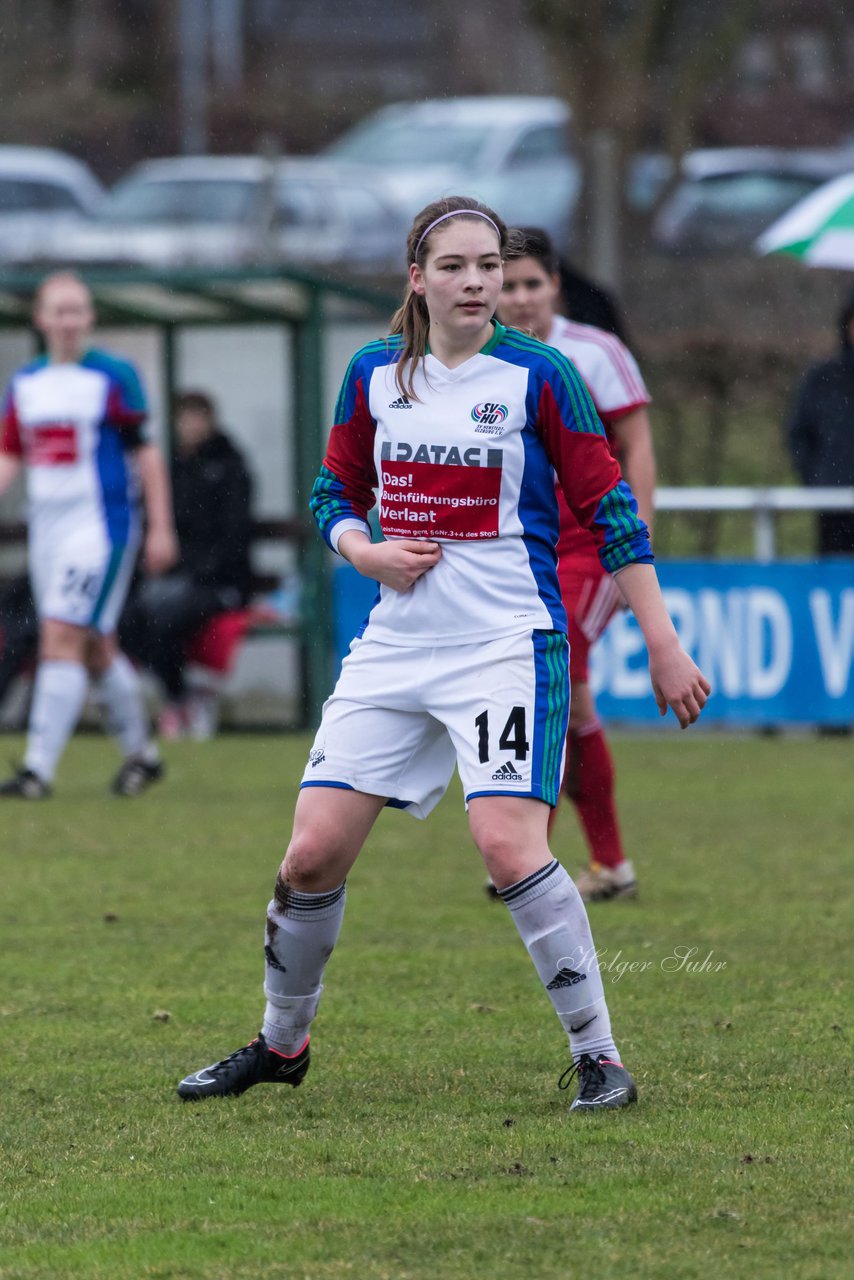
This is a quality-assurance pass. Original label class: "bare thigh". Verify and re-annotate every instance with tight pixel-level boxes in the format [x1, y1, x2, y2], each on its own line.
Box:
[467, 795, 552, 890]
[280, 785, 389, 892]
[39, 617, 90, 663]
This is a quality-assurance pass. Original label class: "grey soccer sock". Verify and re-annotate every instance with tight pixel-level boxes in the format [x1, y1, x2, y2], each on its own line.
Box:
[261, 875, 346, 1055]
[498, 859, 619, 1063]
[96, 653, 158, 761]
[24, 660, 89, 782]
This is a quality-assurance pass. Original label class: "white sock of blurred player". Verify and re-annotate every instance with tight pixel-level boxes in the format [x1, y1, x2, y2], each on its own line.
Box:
[96, 652, 159, 762]
[24, 660, 89, 783]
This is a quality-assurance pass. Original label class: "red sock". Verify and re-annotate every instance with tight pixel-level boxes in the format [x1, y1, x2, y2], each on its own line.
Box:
[562, 722, 625, 869]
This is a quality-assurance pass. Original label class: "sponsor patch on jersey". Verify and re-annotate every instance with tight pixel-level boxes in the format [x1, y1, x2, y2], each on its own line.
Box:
[471, 401, 508, 430]
[378, 454, 503, 541]
[26, 423, 78, 465]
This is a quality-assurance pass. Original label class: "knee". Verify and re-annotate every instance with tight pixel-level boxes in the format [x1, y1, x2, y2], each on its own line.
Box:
[279, 831, 340, 892]
[40, 620, 87, 663]
[471, 821, 517, 866]
[470, 820, 538, 887]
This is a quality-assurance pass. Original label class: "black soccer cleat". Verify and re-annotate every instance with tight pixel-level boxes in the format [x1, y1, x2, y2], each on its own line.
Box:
[0, 766, 52, 799]
[559, 1053, 638, 1112]
[177, 1032, 311, 1100]
[111, 756, 165, 797]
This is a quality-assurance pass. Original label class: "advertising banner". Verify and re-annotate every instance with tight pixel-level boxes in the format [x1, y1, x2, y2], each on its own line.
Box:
[592, 560, 854, 725]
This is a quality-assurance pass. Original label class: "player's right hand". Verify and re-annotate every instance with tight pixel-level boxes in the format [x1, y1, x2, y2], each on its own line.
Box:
[649, 645, 711, 729]
[353, 538, 442, 592]
[144, 525, 180, 576]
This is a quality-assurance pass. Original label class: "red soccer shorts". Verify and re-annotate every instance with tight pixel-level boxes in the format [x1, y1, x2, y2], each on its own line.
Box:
[559, 563, 622, 683]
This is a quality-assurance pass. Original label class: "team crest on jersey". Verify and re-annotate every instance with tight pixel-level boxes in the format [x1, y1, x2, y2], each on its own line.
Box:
[471, 401, 508, 434]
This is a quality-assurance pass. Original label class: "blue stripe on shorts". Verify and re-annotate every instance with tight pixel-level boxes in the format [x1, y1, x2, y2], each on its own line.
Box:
[531, 630, 569, 807]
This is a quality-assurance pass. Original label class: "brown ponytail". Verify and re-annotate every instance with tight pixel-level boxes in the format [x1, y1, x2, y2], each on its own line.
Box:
[390, 195, 507, 400]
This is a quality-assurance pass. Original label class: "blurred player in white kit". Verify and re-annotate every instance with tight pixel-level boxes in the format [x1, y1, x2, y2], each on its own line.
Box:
[0, 271, 177, 797]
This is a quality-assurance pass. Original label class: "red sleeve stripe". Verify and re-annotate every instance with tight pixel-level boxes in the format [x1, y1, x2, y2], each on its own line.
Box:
[0, 395, 23, 456]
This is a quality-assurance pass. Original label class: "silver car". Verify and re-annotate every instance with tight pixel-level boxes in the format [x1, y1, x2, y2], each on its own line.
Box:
[323, 96, 580, 250]
[34, 155, 407, 274]
[0, 146, 104, 265]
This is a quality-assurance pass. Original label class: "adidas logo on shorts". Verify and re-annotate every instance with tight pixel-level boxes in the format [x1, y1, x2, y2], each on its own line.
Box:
[388, 395, 412, 409]
[491, 760, 523, 782]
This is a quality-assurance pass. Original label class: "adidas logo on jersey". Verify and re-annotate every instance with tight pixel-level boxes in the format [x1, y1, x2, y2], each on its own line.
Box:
[491, 760, 523, 782]
[546, 966, 587, 990]
[388, 395, 412, 409]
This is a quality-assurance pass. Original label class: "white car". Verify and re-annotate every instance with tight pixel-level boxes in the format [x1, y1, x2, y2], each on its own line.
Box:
[323, 96, 580, 250]
[31, 155, 407, 274]
[0, 146, 104, 265]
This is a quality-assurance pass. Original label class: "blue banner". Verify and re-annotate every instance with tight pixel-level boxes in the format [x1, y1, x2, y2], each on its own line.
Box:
[334, 559, 854, 726]
[592, 560, 854, 725]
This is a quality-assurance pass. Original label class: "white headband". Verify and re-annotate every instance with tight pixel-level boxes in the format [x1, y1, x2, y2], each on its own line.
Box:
[414, 209, 501, 258]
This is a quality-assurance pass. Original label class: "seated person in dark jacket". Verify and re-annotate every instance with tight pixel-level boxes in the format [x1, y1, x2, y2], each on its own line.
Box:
[787, 294, 854, 555]
[121, 391, 253, 735]
[0, 574, 38, 711]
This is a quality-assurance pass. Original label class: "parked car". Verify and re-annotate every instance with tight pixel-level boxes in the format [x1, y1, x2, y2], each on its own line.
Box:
[651, 147, 854, 254]
[323, 96, 580, 250]
[29, 155, 407, 273]
[0, 146, 104, 265]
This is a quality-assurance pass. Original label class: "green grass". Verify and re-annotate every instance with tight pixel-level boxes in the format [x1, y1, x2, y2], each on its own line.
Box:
[0, 733, 850, 1279]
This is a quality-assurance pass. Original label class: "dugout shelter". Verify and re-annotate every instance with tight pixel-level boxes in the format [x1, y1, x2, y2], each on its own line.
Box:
[0, 264, 397, 729]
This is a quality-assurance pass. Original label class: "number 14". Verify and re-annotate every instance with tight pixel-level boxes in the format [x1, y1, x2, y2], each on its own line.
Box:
[475, 706, 529, 764]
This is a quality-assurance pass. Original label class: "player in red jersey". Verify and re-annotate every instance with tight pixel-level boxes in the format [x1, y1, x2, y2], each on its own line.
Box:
[498, 227, 656, 902]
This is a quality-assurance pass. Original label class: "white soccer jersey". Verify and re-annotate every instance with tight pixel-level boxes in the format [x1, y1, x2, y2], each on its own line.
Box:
[547, 316, 650, 423]
[1, 348, 148, 548]
[310, 321, 652, 648]
[546, 316, 651, 565]
[1, 349, 149, 630]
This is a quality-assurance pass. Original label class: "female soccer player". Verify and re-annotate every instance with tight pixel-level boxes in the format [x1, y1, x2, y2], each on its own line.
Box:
[0, 272, 176, 798]
[497, 226, 656, 902]
[178, 196, 709, 1113]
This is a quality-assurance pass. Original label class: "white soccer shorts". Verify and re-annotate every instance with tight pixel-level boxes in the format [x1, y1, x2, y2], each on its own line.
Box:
[30, 528, 139, 635]
[301, 629, 569, 818]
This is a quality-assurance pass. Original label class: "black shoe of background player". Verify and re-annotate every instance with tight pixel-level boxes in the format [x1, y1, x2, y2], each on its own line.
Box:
[559, 1053, 638, 1112]
[0, 766, 51, 799]
[178, 1032, 311, 1100]
[110, 755, 165, 797]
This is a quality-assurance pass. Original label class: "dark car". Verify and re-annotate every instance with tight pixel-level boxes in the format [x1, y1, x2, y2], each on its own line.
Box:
[651, 147, 854, 254]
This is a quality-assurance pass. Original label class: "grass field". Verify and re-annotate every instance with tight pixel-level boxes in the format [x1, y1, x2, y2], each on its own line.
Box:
[0, 732, 850, 1280]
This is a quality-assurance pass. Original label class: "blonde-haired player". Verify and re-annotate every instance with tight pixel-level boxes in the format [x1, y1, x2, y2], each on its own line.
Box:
[0, 272, 177, 797]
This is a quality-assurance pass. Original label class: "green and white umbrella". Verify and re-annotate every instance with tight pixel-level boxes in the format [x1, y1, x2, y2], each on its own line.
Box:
[757, 172, 854, 268]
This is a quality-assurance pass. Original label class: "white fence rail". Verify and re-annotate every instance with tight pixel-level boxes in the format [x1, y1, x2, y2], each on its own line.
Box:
[655, 487, 854, 561]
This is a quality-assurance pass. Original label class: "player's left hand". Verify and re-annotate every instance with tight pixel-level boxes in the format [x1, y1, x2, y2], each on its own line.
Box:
[649, 643, 711, 729]
[144, 525, 180, 576]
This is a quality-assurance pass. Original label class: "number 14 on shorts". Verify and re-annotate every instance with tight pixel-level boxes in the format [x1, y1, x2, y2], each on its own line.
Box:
[475, 705, 529, 763]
